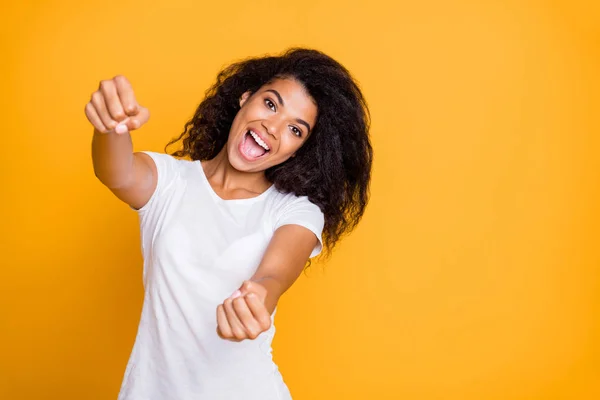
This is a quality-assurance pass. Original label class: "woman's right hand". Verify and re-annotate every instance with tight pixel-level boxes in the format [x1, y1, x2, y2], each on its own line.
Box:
[84, 75, 150, 135]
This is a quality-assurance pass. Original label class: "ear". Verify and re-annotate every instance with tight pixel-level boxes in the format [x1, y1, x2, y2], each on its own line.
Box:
[239, 91, 252, 108]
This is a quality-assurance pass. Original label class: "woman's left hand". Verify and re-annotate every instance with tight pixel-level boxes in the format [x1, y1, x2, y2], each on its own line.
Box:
[216, 280, 272, 342]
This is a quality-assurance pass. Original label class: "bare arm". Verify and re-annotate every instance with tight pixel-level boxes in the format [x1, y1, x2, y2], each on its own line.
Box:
[86, 75, 154, 209]
[216, 225, 319, 341]
[249, 224, 318, 313]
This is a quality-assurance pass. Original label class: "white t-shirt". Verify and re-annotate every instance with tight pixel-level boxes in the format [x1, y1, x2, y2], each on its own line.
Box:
[117, 151, 324, 400]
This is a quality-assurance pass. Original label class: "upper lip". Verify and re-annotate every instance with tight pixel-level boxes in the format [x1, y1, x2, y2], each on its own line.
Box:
[248, 128, 272, 151]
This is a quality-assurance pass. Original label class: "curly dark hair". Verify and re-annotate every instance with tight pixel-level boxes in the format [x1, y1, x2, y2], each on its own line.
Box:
[165, 48, 372, 257]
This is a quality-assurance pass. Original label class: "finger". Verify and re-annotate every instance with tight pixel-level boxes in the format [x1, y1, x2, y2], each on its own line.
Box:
[113, 106, 150, 135]
[245, 293, 272, 330]
[240, 281, 252, 296]
[232, 296, 262, 339]
[216, 304, 233, 339]
[99, 79, 127, 122]
[241, 280, 267, 300]
[91, 91, 118, 131]
[114, 75, 139, 116]
[223, 298, 247, 340]
[84, 102, 108, 133]
[127, 106, 150, 130]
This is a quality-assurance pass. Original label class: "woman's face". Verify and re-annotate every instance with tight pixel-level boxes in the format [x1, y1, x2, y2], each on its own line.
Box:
[226, 78, 318, 173]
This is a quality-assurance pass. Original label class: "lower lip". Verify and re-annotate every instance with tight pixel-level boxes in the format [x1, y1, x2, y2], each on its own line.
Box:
[238, 132, 270, 162]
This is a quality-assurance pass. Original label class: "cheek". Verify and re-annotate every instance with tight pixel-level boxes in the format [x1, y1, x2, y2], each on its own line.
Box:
[229, 103, 268, 133]
[276, 135, 305, 157]
[227, 118, 240, 140]
[230, 108, 247, 130]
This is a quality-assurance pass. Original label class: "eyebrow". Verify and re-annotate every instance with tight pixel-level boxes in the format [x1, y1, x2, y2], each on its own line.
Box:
[266, 89, 312, 133]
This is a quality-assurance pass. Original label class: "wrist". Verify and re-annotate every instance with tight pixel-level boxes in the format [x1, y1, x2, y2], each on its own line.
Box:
[250, 276, 283, 313]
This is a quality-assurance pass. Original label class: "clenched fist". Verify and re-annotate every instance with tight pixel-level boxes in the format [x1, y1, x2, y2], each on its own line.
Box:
[216, 280, 273, 342]
[84, 75, 150, 135]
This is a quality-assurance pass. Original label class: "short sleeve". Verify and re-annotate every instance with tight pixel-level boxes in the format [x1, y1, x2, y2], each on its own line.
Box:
[130, 151, 183, 256]
[132, 151, 182, 215]
[273, 196, 325, 258]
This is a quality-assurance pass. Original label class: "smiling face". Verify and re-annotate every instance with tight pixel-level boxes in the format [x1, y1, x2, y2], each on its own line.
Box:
[226, 78, 318, 173]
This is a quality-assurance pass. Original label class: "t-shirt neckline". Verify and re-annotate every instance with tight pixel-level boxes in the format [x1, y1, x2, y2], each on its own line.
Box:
[195, 160, 275, 204]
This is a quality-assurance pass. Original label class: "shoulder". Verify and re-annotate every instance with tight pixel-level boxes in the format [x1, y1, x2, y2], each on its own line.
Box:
[268, 188, 321, 214]
[137, 151, 197, 178]
[266, 189, 325, 258]
[268, 189, 324, 230]
[138, 151, 186, 166]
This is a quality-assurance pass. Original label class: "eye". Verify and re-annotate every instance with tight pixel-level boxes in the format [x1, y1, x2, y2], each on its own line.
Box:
[264, 98, 276, 112]
[290, 126, 302, 137]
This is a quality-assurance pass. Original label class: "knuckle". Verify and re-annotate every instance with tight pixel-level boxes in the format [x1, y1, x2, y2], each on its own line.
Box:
[112, 109, 125, 120]
[260, 317, 271, 329]
[91, 91, 101, 102]
[232, 300, 242, 312]
[238, 296, 249, 305]
[233, 297, 244, 305]
[220, 329, 231, 339]
[135, 106, 148, 119]
[113, 74, 126, 82]
[233, 329, 245, 340]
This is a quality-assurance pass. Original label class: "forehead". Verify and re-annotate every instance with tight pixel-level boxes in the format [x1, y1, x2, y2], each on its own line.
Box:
[261, 78, 316, 106]
[259, 78, 318, 121]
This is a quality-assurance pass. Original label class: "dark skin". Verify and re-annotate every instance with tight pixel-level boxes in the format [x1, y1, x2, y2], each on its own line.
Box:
[86, 75, 321, 342]
[216, 224, 318, 341]
[209, 78, 319, 341]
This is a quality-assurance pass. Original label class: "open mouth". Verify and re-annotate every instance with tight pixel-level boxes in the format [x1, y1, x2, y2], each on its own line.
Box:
[240, 130, 270, 160]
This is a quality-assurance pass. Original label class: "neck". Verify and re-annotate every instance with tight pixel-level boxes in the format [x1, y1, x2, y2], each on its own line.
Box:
[202, 146, 271, 195]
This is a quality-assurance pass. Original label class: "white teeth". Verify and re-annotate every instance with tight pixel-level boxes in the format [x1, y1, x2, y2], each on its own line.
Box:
[249, 131, 270, 151]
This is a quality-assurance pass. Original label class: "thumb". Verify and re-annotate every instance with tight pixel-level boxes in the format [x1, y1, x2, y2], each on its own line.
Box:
[229, 280, 254, 299]
[242, 280, 268, 301]
[114, 106, 150, 134]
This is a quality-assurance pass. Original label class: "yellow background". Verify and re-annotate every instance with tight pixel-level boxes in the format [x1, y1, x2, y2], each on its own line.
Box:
[1, 0, 599, 399]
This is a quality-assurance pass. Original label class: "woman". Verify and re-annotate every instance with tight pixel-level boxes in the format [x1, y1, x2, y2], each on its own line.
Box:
[87, 48, 372, 400]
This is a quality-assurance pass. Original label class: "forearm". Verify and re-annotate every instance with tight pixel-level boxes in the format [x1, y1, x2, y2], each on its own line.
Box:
[91, 128, 135, 189]
[249, 275, 287, 314]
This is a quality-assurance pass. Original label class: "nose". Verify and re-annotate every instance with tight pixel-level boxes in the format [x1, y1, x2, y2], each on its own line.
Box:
[261, 116, 285, 139]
